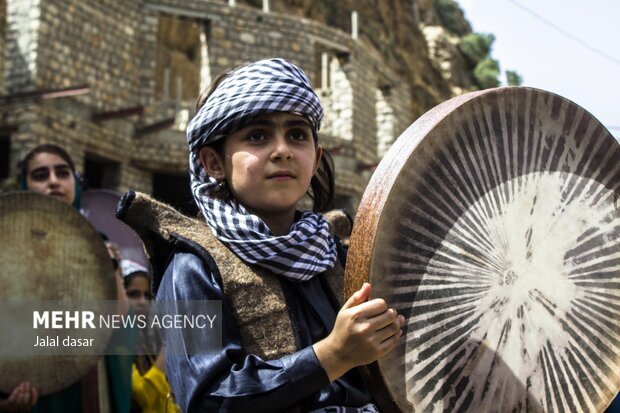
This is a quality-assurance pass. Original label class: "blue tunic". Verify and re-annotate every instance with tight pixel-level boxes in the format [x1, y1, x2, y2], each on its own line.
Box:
[157, 250, 373, 412]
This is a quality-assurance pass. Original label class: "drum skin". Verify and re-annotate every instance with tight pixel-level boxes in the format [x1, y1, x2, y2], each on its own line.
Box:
[81, 189, 149, 268]
[346, 87, 620, 412]
[0, 192, 116, 395]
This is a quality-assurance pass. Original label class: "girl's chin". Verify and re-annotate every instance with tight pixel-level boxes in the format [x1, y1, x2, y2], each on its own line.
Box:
[241, 197, 301, 214]
[49, 193, 71, 203]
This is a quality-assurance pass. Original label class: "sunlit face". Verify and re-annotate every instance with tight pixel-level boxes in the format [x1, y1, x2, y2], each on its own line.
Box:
[26, 152, 76, 205]
[200, 112, 322, 218]
[125, 274, 151, 317]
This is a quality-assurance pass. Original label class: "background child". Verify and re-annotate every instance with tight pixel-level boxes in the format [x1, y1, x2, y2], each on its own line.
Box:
[19, 144, 80, 208]
[0, 144, 132, 413]
[122, 260, 178, 413]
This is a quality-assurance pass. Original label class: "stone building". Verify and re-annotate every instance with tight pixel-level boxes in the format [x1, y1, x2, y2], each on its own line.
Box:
[0, 0, 415, 215]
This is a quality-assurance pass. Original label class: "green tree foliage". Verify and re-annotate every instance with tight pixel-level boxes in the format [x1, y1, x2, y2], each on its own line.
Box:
[474, 58, 501, 89]
[432, 0, 506, 90]
[0, 177, 18, 194]
[459, 33, 495, 66]
[506, 70, 523, 86]
[433, 0, 467, 36]
[457, 32, 502, 89]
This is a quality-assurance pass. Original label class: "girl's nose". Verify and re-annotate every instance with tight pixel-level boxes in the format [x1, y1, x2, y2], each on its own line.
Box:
[47, 171, 60, 186]
[271, 135, 293, 160]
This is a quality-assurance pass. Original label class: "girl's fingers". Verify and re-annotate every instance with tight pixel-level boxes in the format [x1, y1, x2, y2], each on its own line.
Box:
[31, 386, 38, 406]
[17, 383, 34, 407]
[0, 383, 31, 410]
[366, 309, 405, 331]
[353, 298, 389, 318]
[379, 328, 403, 354]
[12, 390, 25, 407]
[341, 283, 371, 310]
[19, 385, 30, 406]
[375, 317, 403, 342]
[364, 307, 397, 331]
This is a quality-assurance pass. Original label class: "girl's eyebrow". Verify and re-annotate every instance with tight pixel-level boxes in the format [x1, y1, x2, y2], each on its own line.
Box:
[285, 119, 311, 128]
[245, 118, 311, 128]
[30, 164, 71, 174]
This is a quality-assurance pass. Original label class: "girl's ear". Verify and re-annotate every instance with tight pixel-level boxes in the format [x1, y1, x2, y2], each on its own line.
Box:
[198, 146, 226, 180]
[313, 145, 323, 175]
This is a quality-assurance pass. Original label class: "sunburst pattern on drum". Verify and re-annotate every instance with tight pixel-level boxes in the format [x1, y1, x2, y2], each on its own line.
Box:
[403, 172, 619, 412]
[363, 88, 620, 413]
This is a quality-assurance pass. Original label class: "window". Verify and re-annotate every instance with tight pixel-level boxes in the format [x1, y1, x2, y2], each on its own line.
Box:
[319, 54, 353, 141]
[152, 172, 198, 217]
[0, 134, 10, 180]
[155, 14, 203, 104]
[376, 86, 396, 157]
[84, 154, 120, 190]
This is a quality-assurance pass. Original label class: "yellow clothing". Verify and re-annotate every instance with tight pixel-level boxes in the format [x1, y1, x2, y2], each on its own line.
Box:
[131, 363, 179, 413]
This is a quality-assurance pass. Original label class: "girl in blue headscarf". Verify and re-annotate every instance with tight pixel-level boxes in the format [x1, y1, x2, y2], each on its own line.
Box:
[19, 144, 82, 209]
[0, 144, 82, 412]
[4, 144, 133, 413]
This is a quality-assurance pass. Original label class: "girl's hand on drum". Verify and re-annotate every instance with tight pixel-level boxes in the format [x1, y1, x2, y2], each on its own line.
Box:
[0, 382, 38, 412]
[313, 283, 405, 382]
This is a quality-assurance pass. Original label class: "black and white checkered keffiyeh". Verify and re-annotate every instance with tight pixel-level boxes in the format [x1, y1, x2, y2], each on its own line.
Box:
[309, 403, 380, 413]
[186, 58, 324, 151]
[186, 58, 337, 282]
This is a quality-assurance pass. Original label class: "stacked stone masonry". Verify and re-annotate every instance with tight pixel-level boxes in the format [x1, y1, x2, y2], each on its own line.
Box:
[0, 0, 5, 94]
[1, 0, 415, 213]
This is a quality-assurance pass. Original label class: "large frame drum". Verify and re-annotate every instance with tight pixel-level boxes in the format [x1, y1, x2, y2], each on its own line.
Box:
[346, 87, 620, 412]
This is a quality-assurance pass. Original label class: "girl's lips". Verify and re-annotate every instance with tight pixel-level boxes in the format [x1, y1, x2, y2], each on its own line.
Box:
[267, 171, 295, 180]
[268, 175, 294, 181]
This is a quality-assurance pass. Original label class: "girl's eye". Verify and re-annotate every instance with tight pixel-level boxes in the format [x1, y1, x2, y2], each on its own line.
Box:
[126, 289, 151, 300]
[30, 170, 50, 182]
[126, 290, 140, 299]
[55, 168, 72, 179]
[289, 128, 310, 141]
[29, 166, 72, 181]
[246, 130, 267, 142]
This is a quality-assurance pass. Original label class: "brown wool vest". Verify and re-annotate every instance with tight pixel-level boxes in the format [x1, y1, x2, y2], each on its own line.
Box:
[118, 192, 345, 360]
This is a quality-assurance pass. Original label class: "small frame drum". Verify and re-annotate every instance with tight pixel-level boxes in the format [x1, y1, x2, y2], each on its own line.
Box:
[0, 193, 116, 395]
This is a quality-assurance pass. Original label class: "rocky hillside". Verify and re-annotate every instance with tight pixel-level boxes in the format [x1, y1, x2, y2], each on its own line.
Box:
[239, 0, 479, 119]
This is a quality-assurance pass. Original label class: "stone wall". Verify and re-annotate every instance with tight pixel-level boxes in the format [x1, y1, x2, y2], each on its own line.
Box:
[3, 100, 151, 193]
[141, 0, 413, 206]
[35, 0, 143, 109]
[4, 0, 40, 93]
[4, 0, 143, 105]
[0, 0, 6, 95]
[1, 0, 416, 212]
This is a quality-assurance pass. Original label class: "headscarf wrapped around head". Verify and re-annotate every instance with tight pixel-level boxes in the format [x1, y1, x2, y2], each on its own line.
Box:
[120, 259, 149, 278]
[186, 58, 337, 282]
[186, 58, 324, 151]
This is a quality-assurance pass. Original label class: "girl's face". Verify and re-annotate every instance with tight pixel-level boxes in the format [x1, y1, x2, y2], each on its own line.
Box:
[26, 152, 76, 205]
[201, 112, 322, 218]
[125, 274, 151, 316]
